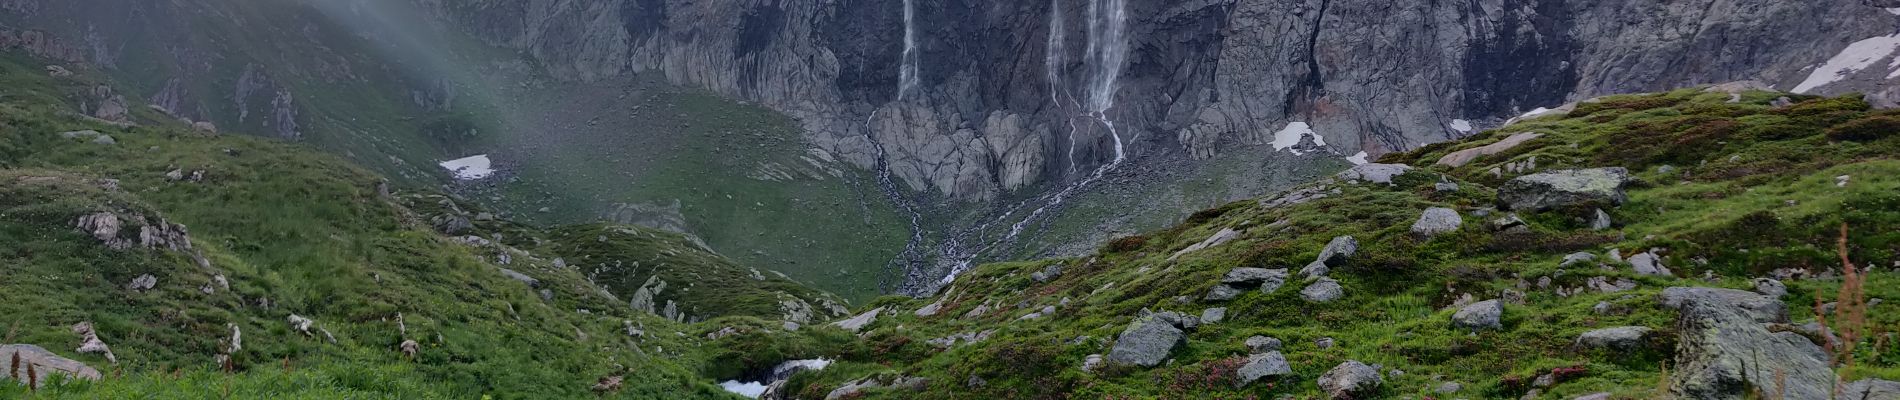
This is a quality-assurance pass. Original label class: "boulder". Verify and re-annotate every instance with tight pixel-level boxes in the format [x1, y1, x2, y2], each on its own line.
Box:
[1497, 168, 1632, 211]
[1660, 287, 1832, 400]
[1316, 236, 1359, 266]
[1336, 163, 1413, 185]
[1301, 278, 1344, 303]
[1218, 267, 1288, 296]
[1106, 315, 1187, 367]
[1628, 251, 1674, 277]
[1235, 351, 1292, 387]
[1317, 360, 1383, 399]
[1437, 132, 1544, 167]
[1204, 284, 1245, 301]
[1590, 208, 1613, 230]
[831, 307, 885, 333]
[0, 344, 103, 388]
[1451, 299, 1504, 331]
[1245, 336, 1282, 353]
[1560, 252, 1597, 267]
[1299, 260, 1330, 279]
[1841, 379, 1900, 400]
[1200, 307, 1226, 324]
[1411, 207, 1463, 238]
[1575, 326, 1651, 351]
[1753, 278, 1787, 298]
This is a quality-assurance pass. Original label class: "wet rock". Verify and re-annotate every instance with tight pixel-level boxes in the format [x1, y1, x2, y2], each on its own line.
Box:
[1451, 299, 1503, 331]
[1317, 360, 1383, 399]
[1498, 168, 1632, 211]
[1235, 351, 1292, 387]
[1106, 315, 1187, 367]
[1575, 326, 1651, 351]
[1411, 207, 1463, 238]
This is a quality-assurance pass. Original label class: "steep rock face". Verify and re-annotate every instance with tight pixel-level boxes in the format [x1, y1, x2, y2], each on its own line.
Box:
[421, 0, 1892, 201]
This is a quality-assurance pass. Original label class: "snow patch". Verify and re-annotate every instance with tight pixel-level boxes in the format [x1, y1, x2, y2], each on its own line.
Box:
[1346, 151, 1369, 165]
[439, 155, 494, 180]
[1449, 119, 1473, 133]
[719, 381, 768, 398]
[1792, 34, 1900, 93]
[1271, 122, 1326, 155]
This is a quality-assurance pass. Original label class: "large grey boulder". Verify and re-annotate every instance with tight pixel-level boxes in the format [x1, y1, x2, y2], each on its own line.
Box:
[1411, 207, 1463, 238]
[1317, 360, 1383, 399]
[1106, 315, 1188, 367]
[1244, 336, 1282, 353]
[1575, 326, 1652, 351]
[0, 344, 103, 388]
[1450, 299, 1503, 331]
[1235, 351, 1292, 387]
[1660, 287, 1833, 400]
[1498, 168, 1632, 211]
[1628, 251, 1674, 277]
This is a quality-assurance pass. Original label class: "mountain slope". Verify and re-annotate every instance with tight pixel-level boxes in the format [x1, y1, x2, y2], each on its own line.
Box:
[717, 87, 1900, 399]
[0, 54, 844, 399]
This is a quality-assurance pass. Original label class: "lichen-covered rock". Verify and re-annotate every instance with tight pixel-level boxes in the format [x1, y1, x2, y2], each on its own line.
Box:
[1450, 299, 1503, 331]
[1498, 168, 1632, 211]
[1302, 278, 1345, 303]
[1660, 287, 1831, 400]
[1318, 360, 1383, 399]
[1106, 315, 1187, 367]
[1575, 326, 1651, 351]
[1235, 351, 1291, 387]
[1410, 207, 1463, 238]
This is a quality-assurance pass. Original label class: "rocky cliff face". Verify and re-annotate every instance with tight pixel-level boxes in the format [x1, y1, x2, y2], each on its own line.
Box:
[423, 0, 1893, 200]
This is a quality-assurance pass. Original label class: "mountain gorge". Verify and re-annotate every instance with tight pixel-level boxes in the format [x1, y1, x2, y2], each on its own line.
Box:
[1, 0, 1900, 399]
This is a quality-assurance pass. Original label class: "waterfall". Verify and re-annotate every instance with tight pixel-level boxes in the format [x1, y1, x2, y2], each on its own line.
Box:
[898, 0, 921, 101]
[929, 0, 1134, 289]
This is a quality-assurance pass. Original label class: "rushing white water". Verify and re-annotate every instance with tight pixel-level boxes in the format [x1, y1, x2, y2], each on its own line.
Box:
[898, 0, 921, 100]
[718, 358, 834, 398]
[935, 0, 1133, 286]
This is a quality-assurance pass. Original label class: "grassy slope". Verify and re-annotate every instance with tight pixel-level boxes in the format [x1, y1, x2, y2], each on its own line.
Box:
[741, 88, 1900, 399]
[0, 55, 834, 399]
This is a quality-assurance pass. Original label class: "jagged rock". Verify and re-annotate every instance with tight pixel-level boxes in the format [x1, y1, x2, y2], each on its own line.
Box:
[1318, 360, 1383, 399]
[288, 314, 315, 336]
[1317, 235, 1358, 267]
[1498, 168, 1632, 211]
[1451, 299, 1503, 331]
[628, 276, 667, 315]
[832, 307, 885, 333]
[0, 344, 102, 388]
[1437, 132, 1545, 167]
[1146, 311, 1201, 331]
[1107, 315, 1187, 367]
[1336, 163, 1414, 185]
[1590, 208, 1613, 230]
[1235, 351, 1292, 387]
[1411, 207, 1463, 238]
[1298, 260, 1330, 280]
[69, 322, 115, 364]
[125, 274, 157, 292]
[1841, 379, 1900, 400]
[497, 268, 540, 287]
[1301, 278, 1344, 303]
[1491, 213, 1528, 232]
[1220, 267, 1288, 293]
[1628, 251, 1674, 277]
[1575, 326, 1651, 351]
[1753, 278, 1787, 298]
[1200, 307, 1226, 324]
[1245, 336, 1282, 353]
[1660, 287, 1831, 399]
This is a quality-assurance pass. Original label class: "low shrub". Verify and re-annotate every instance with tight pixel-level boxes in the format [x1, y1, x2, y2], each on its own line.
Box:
[1826, 116, 1900, 142]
